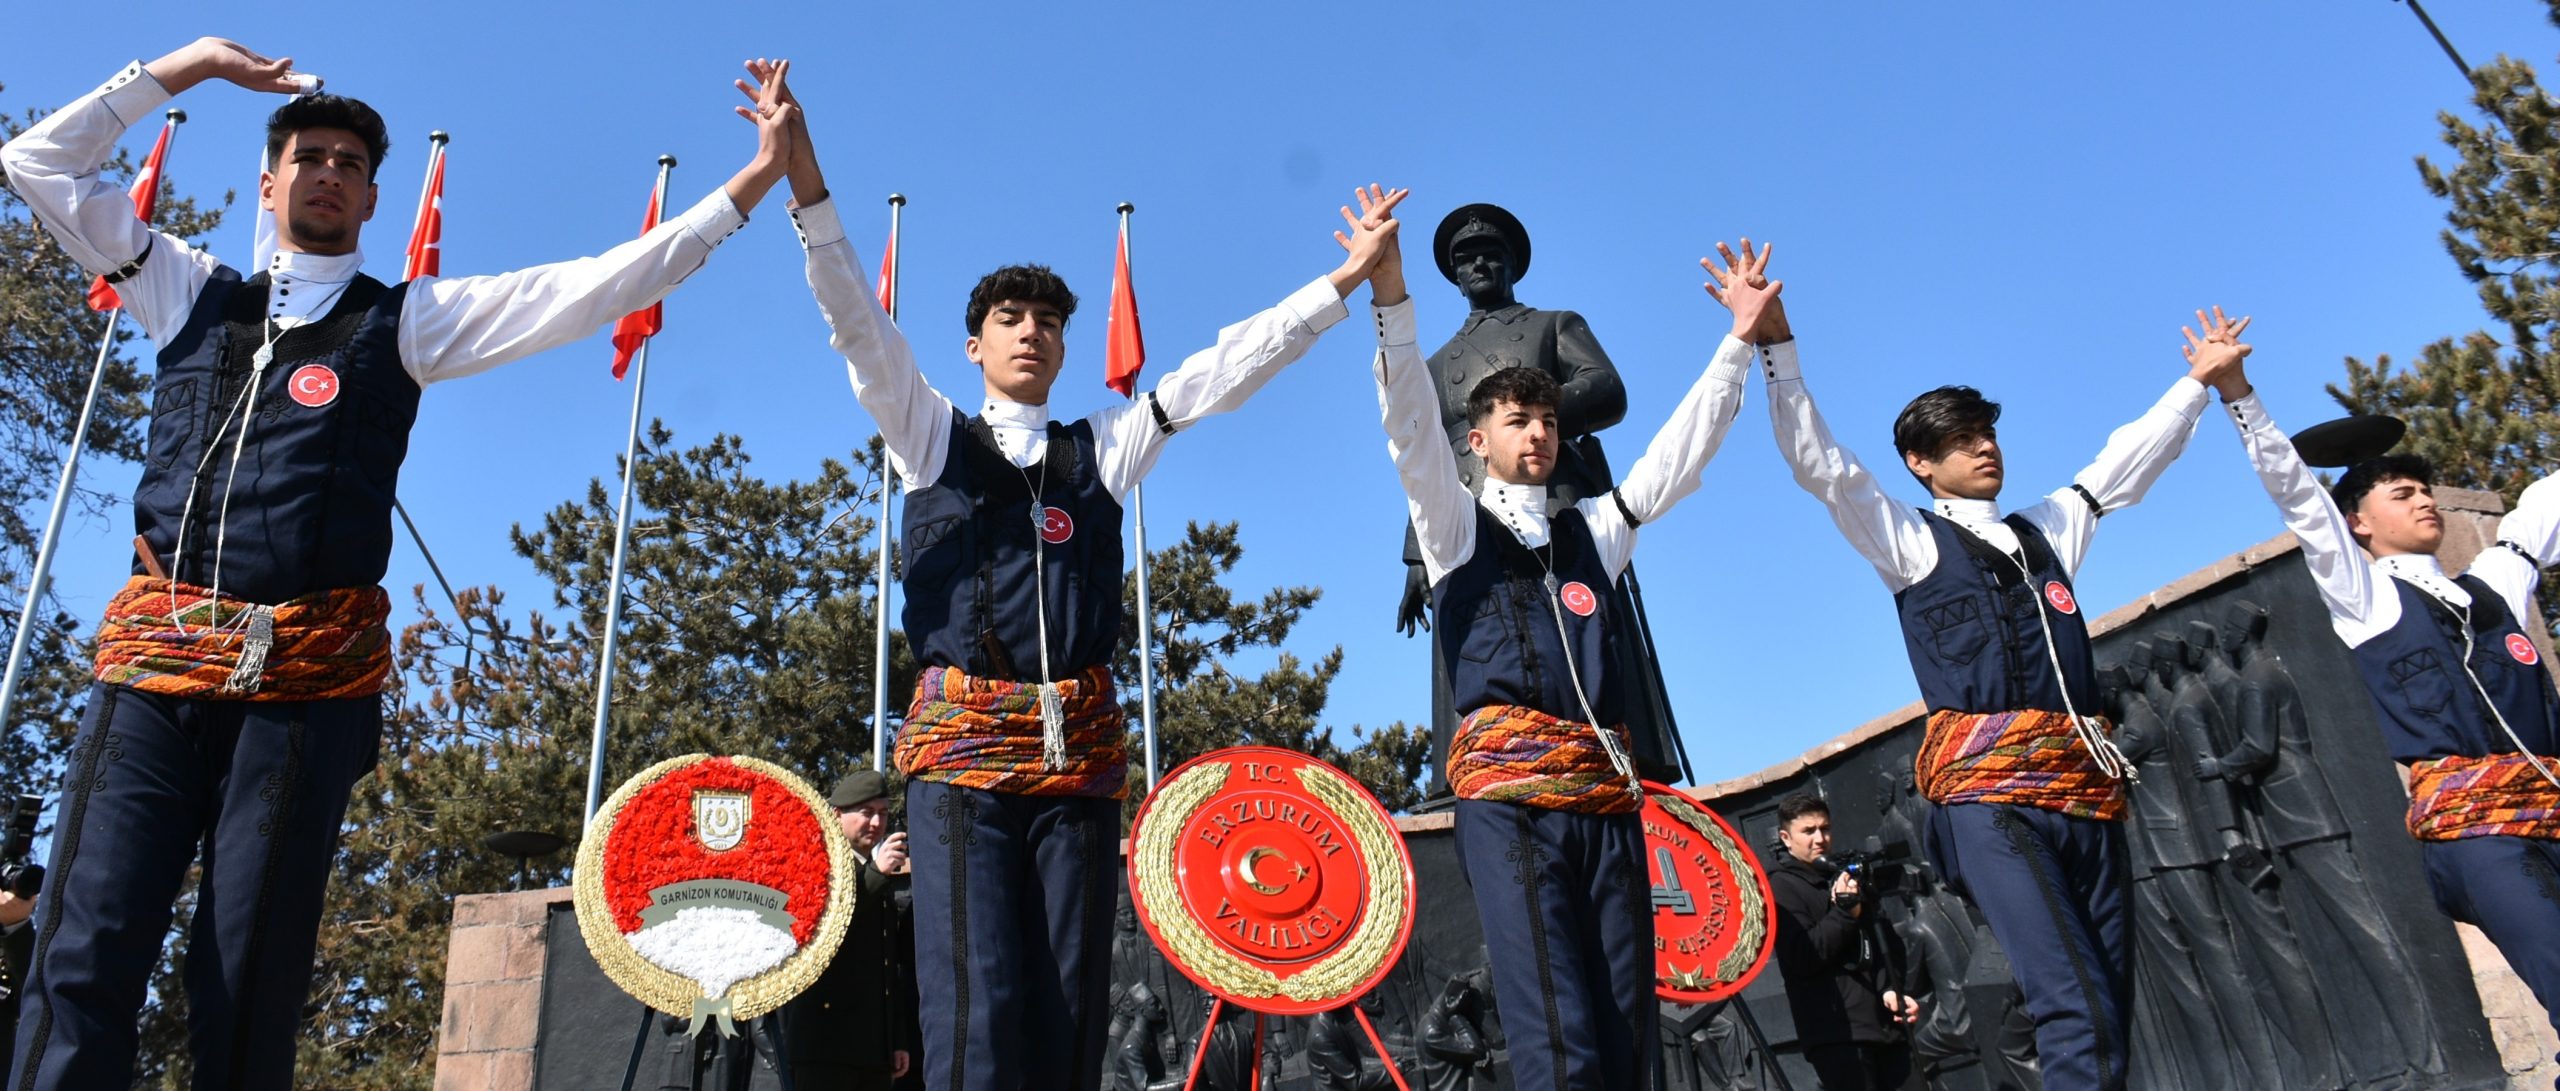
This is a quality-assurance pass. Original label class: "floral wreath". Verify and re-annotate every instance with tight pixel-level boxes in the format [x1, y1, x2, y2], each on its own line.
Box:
[573, 754, 857, 1035]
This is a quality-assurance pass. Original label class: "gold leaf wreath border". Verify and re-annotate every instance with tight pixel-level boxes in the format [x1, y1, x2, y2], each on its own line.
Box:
[1654, 791, 1771, 988]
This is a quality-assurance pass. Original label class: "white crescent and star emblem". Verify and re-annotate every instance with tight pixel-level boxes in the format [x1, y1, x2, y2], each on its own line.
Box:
[1038, 506, 1074, 545]
[2043, 580, 2077, 615]
[287, 364, 340, 408]
[2509, 633, 2541, 666]
[1560, 580, 1598, 617]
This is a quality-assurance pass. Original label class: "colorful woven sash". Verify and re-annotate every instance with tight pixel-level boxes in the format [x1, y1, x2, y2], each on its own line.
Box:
[2406, 752, 2560, 841]
[93, 576, 391, 701]
[1915, 709, 2126, 821]
[1448, 704, 1642, 815]
[895, 664, 1128, 799]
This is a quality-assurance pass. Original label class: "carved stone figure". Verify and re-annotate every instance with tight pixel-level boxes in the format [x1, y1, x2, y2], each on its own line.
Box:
[2109, 655, 2252, 1091]
[1107, 982, 1176, 1091]
[2167, 629, 2343, 1090]
[2215, 600, 2445, 1080]
[1307, 991, 1415, 1091]
[2115, 644, 2278, 1088]
[1419, 962, 1503, 1091]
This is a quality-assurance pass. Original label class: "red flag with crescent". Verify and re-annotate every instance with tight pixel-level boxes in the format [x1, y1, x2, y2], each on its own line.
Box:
[609, 178, 666, 380]
[88, 118, 176, 312]
[403, 144, 446, 281]
[1104, 223, 1144, 397]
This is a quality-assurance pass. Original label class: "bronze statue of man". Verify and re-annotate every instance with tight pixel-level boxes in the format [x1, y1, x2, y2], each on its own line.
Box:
[1399, 203, 1688, 792]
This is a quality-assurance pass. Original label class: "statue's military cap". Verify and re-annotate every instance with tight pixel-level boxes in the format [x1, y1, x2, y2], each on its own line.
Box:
[1434, 203, 1531, 286]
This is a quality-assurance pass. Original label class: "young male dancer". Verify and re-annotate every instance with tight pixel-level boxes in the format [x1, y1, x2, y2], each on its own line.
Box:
[0, 36, 796, 1090]
[1759, 266, 2249, 1091]
[756, 64, 1402, 1090]
[2213, 315, 2559, 1080]
[1368, 224, 1781, 1090]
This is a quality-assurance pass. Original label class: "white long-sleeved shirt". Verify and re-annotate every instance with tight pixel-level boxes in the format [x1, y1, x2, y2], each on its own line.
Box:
[792, 196, 1347, 499]
[1762, 341, 2210, 591]
[0, 62, 748, 388]
[1371, 296, 1753, 585]
[2224, 391, 2560, 647]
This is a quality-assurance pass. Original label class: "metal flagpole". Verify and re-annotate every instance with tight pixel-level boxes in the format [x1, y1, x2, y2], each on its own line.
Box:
[872, 193, 904, 773]
[583, 154, 674, 821]
[1120, 202, 1162, 789]
[2398, 0, 2473, 79]
[0, 108, 184, 734]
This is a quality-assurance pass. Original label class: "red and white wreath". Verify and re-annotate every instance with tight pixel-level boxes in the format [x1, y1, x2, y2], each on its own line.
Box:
[573, 754, 856, 1034]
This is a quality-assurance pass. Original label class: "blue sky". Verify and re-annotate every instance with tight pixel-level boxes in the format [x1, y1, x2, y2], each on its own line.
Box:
[5, 2, 2548, 786]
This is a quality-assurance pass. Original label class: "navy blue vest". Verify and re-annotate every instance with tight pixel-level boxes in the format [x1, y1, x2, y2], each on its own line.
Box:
[2349, 574, 2560, 764]
[900, 411, 1125, 680]
[1431, 504, 1621, 725]
[1892, 512, 2097, 716]
[132, 268, 417, 605]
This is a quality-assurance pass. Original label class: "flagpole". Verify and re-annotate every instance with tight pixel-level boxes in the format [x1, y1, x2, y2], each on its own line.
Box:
[584, 154, 674, 821]
[0, 108, 184, 736]
[1119, 201, 1162, 790]
[871, 192, 904, 773]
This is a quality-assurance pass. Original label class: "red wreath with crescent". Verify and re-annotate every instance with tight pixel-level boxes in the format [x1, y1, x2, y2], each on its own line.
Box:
[1126, 746, 1415, 1016]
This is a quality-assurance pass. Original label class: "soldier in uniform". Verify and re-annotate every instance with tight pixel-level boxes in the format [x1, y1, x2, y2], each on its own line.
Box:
[1, 37, 797, 1091]
[782, 771, 918, 1088]
[761, 66, 1403, 1090]
[1396, 205, 1686, 792]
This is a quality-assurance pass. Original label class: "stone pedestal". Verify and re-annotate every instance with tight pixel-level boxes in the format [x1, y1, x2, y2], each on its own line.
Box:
[436, 887, 571, 1091]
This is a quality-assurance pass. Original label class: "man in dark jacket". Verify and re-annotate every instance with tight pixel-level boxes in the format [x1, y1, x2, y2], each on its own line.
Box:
[784, 771, 920, 1089]
[1768, 793, 1921, 1091]
[0, 886, 32, 1080]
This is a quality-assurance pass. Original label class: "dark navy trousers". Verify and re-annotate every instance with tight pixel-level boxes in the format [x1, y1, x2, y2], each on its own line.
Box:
[1454, 799, 1656, 1091]
[2422, 834, 2560, 1086]
[9, 683, 380, 1091]
[906, 779, 1116, 1091]
[1923, 802, 2130, 1091]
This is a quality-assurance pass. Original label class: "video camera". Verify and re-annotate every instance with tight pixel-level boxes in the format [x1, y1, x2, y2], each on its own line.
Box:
[1, 794, 43, 898]
[1829, 835, 1915, 898]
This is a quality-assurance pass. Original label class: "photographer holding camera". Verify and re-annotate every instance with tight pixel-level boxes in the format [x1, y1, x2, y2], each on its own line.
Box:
[1770, 792, 1921, 1091]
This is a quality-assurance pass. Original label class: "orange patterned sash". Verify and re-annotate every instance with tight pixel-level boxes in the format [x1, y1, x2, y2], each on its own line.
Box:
[1915, 709, 2126, 821]
[1448, 704, 1642, 815]
[93, 576, 391, 700]
[2406, 752, 2560, 841]
[894, 664, 1128, 799]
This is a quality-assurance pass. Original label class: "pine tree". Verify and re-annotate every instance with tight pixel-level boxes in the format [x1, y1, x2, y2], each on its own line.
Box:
[2332, 6, 2560, 497]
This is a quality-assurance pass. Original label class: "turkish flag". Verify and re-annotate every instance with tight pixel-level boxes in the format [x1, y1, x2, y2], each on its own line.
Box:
[402, 144, 446, 281]
[875, 229, 896, 315]
[1104, 224, 1144, 397]
[608, 179, 665, 380]
[88, 119, 176, 311]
